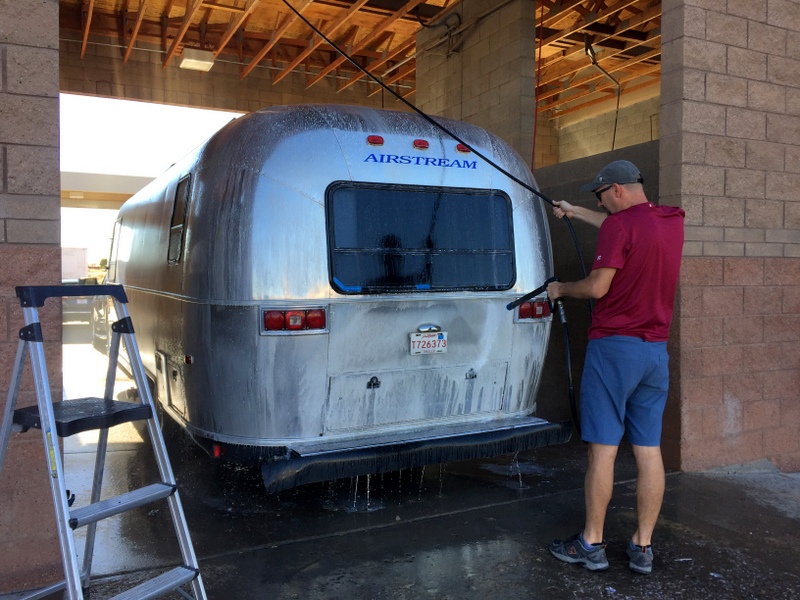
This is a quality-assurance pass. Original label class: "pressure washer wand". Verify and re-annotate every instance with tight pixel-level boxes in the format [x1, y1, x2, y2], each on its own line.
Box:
[506, 276, 559, 311]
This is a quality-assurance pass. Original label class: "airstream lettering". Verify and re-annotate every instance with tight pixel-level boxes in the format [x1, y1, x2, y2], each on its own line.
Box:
[363, 153, 478, 169]
[104, 104, 571, 492]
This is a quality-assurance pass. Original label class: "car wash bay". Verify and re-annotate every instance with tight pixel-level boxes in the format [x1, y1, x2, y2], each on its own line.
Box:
[5, 324, 797, 600]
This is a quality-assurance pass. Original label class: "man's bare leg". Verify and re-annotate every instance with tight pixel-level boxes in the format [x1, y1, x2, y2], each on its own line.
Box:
[630, 444, 665, 547]
[583, 443, 618, 544]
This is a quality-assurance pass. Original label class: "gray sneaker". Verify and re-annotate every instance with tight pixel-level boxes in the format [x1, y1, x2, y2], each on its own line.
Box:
[550, 533, 609, 571]
[626, 543, 653, 574]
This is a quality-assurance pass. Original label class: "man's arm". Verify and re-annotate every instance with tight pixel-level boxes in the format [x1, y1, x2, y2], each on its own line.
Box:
[553, 200, 606, 228]
[546, 267, 616, 301]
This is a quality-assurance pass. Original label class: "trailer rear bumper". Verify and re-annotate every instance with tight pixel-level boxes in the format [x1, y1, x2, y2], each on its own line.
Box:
[260, 417, 572, 493]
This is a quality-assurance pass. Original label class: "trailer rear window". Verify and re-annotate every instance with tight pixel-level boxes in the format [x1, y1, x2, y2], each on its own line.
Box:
[326, 183, 515, 294]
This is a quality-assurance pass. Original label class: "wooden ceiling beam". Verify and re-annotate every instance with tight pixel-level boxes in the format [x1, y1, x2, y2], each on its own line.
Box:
[541, 0, 588, 28]
[376, 0, 464, 78]
[387, 65, 414, 86]
[273, 0, 370, 85]
[538, 29, 660, 89]
[80, 0, 96, 59]
[336, 31, 395, 89]
[543, 68, 660, 116]
[305, 0, 425, 88]
[537, 1, 660, 78]
[215, 0, 261, 58]
[123, 0, 149, 63]
[540, 0, 644, 47]
[337, 34, 417, 93]
[297, 23, 360, 82]
[539, 61, 660, 112]
[163, 0, 177, 18]
[240, 0, 315, 79]
[537, 45, 660, 102]
[366, 62, 414, 97]
[205, 1, 247, 13]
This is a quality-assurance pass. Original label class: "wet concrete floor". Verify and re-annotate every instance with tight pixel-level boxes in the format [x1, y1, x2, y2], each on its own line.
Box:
[3, 325, 800, 599]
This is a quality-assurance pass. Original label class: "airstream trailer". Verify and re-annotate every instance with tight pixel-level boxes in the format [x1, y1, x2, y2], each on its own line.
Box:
[101, 104, 571, 492]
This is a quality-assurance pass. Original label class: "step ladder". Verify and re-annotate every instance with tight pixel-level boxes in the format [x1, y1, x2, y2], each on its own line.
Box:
[0, 284, 207, 600]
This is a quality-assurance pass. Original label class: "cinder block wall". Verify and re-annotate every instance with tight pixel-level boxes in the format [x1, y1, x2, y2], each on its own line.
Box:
[0, 0, 64, 593]
[415, 0, 559, 169]
[59, 32, 389, 113]
[661, 0, 800, 471]
[559, 96, 661, 161]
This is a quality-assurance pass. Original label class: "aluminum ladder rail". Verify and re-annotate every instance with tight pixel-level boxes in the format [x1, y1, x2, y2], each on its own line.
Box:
[0, 284, 207, 600]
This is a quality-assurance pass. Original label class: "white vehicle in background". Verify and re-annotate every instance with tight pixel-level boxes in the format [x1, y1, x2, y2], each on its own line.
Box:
[99, 104, 569, 492]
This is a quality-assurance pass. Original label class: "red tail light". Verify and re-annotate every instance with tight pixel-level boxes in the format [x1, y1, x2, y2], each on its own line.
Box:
[263, 311, 285, 330]
[518, 301, 551, 319]
[285, 310, 305, 330]
[367, 135, 384, 146]
[456, 143, 471, 153]
[305, 309, 326, 329]
[262, 308, 327, 332]
[413, 139, 429, 149]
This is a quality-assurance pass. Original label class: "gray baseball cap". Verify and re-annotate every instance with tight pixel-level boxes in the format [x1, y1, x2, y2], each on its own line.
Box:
[580, 160, 643, 192]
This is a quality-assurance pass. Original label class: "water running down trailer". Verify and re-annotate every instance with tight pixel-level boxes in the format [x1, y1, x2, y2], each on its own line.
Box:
[101, 104, 571, 492]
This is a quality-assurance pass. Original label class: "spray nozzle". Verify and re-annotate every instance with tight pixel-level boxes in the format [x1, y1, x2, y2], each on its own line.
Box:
[506, 276, 561, 311]
[542, 277, 570, 325]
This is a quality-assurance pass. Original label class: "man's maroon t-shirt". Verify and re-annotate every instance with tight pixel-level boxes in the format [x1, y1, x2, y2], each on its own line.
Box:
[589, 202, 685, 342]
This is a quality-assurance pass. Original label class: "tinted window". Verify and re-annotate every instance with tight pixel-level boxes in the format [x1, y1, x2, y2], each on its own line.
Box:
[168, 175, 191, 264]
[327, 183, 515, 294]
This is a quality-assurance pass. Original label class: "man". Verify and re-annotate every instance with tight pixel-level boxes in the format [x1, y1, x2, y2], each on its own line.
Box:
[546, 160, 684, 575]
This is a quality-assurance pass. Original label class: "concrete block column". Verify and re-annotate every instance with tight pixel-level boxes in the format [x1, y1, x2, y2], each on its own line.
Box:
[661, 0, 800, 472]
[0, 0, 64, 593]
[415, 0, 558, 168]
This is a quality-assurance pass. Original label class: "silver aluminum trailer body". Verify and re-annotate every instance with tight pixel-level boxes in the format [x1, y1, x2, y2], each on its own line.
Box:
[107, 104, 570, 491]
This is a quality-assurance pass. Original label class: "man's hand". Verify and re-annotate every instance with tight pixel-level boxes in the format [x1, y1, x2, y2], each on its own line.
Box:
[552, 199, 607, 228]
[552, 200, 575, 220]
[546, 280, 563, 303]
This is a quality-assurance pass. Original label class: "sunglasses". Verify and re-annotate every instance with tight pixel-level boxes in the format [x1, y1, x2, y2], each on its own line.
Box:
[594, 185, 613, 202]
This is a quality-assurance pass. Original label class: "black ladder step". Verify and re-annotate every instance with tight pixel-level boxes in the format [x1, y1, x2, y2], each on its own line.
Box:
[13, 397, 152, 437]
[69, 482, 176, 529]
[109, 566, 199, 600]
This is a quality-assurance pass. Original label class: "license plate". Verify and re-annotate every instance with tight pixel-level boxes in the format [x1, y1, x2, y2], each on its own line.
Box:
[409, 331, 447, 354]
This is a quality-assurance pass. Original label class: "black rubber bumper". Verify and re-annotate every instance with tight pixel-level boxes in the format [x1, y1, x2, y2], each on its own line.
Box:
[261, 419, 572, 493]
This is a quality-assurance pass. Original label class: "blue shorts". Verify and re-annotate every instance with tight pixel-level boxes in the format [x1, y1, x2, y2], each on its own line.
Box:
[580, 336, 669, 447]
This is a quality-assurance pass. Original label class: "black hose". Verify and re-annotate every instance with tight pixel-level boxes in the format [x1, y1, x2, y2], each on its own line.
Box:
[508, 278, 581, 436]
[552, 299, 581, 437]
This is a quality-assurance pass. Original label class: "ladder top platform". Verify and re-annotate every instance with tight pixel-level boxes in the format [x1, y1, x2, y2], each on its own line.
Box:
[16, 284, 128, 308]
[13, 399, 152, 437]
